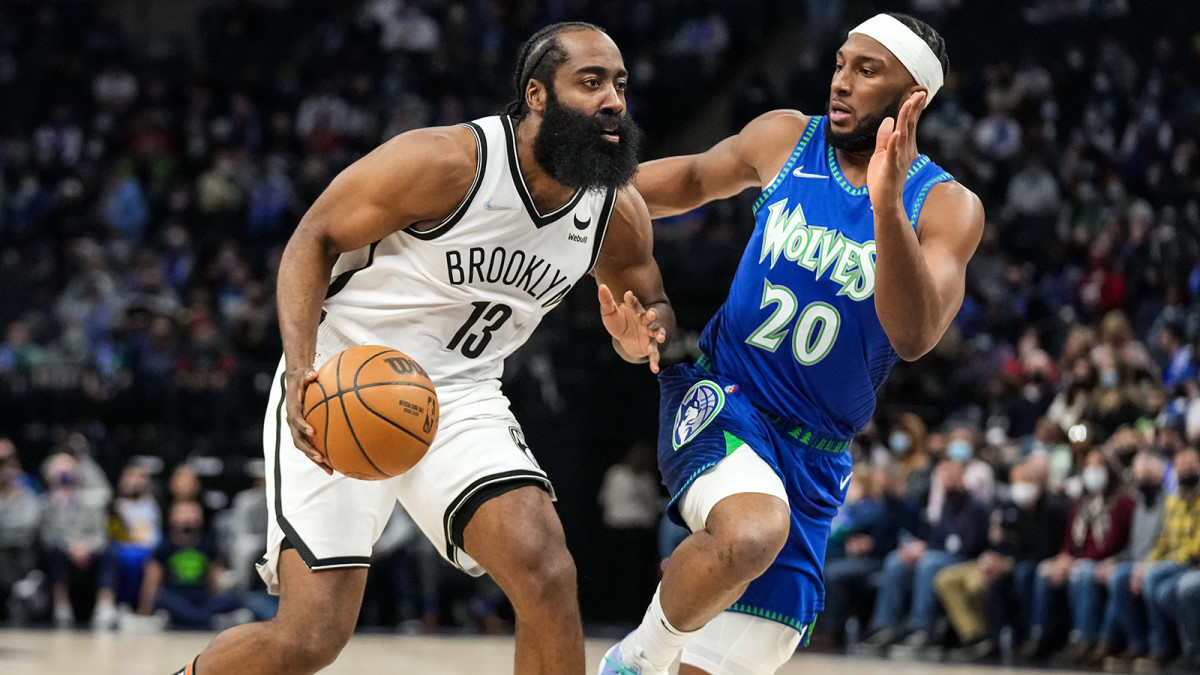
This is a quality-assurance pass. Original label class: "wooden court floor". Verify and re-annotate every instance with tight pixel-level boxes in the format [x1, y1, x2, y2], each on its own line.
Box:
[0, 629, 1087, 674]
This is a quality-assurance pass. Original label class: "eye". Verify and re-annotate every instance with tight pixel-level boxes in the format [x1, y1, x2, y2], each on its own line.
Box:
[834, 63, 844, 72]
[584, 79, 600, 89]
[861, 69, 875, 77]
[615, 80, 627, 92]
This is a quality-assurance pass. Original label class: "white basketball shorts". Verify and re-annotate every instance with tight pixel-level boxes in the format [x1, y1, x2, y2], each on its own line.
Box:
[256, 348, 554, 593]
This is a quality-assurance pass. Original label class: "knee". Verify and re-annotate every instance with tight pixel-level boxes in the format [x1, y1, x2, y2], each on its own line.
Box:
[498, 536, 578, 609]
[709, 498, 789, 581]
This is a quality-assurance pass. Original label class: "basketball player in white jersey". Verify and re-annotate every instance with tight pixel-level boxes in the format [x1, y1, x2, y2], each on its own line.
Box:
[175, 23, 673, 675]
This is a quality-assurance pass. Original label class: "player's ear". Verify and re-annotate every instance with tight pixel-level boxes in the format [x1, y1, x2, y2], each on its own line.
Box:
[526, 79, 548, 114]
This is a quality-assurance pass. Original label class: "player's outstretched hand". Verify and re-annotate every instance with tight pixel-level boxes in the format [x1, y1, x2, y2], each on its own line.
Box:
[867, 90, 926, 211]
[598, 283, 667, 373]
[285, 366, 334, 475]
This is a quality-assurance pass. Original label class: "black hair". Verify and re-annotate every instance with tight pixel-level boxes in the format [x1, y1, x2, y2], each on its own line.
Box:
[505, 21, 605, 119]
[886, 13, 949, 77]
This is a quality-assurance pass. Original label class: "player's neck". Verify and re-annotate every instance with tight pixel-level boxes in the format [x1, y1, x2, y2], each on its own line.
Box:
[833, 146, 873, 187]
[513, 117, 578, 213]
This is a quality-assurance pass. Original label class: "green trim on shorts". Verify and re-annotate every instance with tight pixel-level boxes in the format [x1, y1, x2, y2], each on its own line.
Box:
[727, 603, 818, 641]
[723, 430, 746, 456]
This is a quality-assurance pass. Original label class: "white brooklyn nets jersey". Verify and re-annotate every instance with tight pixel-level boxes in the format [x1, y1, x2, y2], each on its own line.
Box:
[316, 114, 617, 386]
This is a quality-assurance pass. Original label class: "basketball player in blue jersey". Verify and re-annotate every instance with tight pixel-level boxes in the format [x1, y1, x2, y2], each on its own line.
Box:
[600, 13, 984, 675]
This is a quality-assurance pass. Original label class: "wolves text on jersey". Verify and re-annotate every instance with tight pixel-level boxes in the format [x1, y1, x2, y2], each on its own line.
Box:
[445, 247, 573, 309]
[759, 198, 876, 301]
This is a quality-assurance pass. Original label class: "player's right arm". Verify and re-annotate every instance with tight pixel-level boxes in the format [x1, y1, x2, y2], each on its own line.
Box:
[633, 110, 810, 219]
[278, 126, 479, 472]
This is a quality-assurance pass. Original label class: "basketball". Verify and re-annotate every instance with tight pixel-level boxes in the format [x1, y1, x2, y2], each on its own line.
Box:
[303, 345, 439, 480]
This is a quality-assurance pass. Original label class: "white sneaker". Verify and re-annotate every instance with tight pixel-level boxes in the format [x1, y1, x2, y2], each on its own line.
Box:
[120, 610, 169, 633]
[597, 632, 667, 675]
[53, 602, 73, 629]
[91, 600, 118, 631]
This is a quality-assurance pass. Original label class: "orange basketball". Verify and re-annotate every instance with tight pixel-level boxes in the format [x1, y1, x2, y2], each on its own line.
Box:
[303, 345, 439, 480]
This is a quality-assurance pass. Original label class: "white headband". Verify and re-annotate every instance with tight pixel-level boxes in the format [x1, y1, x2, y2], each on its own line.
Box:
[848, 14, 944, 102]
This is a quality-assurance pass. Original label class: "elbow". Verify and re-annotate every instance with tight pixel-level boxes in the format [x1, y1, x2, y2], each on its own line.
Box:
[889, 329, 940, 362]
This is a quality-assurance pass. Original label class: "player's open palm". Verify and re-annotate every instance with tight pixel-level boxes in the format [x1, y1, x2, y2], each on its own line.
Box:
[867, 90, 926, 210]
[598, 284, 667, 373]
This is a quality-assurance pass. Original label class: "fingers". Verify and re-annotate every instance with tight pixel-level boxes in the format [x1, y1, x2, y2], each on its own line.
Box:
[623, 290, 646, 316]
[597, 283, 617, 314]
[648, 340, 660, 374]
[288, 423, 333, 475]
[874, 117, 894, 154]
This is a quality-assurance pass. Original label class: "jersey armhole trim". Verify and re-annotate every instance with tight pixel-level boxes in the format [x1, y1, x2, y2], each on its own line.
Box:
[404, 121, 488, 241]
[908, 171, 954, 229]
[586, 187, 619, 274]
[325, 240, 381, 299]
[753, 115, 821, 214]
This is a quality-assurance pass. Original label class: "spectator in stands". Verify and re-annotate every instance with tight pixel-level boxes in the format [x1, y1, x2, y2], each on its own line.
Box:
[109, 463, 162, 608]
[934, 462, 1069, 661]
[994, 462, 1070, 661]
[818, 465, 914, 648]
[41, 452, 118, 629]
[1034, 450, 1134, 664]
[1169, 565, 1200, 671]
[138, 500, 247, 629]
[1106, 448, 1200, 670]
[0, 440, 40, 622]
[1084, 451, 1168, 666]
[863, 461, 990, 651]
[888, 413, 933, 506]
[1157, 322, 1196, 389]
[926, 425, 995, 522]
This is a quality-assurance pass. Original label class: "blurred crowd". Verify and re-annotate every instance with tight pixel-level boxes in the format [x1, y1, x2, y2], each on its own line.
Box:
[1, 0, 1200, 670]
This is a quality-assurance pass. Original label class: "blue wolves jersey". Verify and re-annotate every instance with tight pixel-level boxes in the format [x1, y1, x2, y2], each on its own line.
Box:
[698, 115, 953, 437]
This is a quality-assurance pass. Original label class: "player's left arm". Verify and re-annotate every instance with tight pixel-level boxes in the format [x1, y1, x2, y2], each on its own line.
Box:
[869, 92, 985, 361]
[591, 187, 676, 373]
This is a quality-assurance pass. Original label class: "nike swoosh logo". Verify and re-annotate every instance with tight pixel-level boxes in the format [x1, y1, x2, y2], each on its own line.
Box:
[840, 472, 853, 491]
[793, 165, 828, 180]
[483, 201, 518, 211]
[573, 215, 590, 230]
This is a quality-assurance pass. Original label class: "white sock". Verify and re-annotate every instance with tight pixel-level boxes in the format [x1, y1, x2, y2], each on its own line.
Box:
[624, 585, 699, 673]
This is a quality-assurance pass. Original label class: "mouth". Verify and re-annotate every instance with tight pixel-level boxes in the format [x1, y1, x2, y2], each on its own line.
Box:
[599, 126, 620, 143]
[829, 101, 853, 125]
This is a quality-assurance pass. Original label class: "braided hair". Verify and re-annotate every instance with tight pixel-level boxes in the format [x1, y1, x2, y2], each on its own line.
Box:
[885, 13, 949, 77]
[505, 21, 605, 119]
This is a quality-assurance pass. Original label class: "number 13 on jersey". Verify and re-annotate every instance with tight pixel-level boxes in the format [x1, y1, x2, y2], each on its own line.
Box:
[447, 301, 513, 359]
[745, 279, 840, 365]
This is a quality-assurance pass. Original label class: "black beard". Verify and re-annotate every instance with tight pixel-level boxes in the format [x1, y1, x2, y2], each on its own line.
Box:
[532, 91, 642, 192]
[825, 94, 905, 154]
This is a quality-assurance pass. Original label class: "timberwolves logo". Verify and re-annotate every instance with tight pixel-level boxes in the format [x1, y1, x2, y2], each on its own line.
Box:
[672, 381, 726, 450]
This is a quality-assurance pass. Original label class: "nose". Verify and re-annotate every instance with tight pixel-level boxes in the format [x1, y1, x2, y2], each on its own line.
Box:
[831, 69, 850, 98]
[600, 83, 624, 116]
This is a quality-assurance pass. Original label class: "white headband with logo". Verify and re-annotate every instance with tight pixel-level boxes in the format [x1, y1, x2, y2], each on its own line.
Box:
[848, 14, 944, 101]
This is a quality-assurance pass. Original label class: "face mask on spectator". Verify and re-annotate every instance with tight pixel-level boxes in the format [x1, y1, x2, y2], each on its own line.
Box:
[889, 432, 911, 454]
[1115, 447, 1137, 467]
[1099, 369, 1119, 389]
[1179, 473, 1200, 492]
[1138, 481, 1161, 504]
[945, 488, 967, 508]
[947, 440, 972, 462]
[1011, 481, 1039, 507]
[1082, 466, 1108, 493]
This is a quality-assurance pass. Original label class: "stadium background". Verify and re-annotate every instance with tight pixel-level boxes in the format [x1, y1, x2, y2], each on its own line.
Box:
[2, 0, 1200, 667]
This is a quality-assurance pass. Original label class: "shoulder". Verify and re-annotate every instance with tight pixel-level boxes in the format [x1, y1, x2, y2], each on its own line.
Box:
[723, 110, 815, 188]
[367, 124, 480, 184]
[610, 186, 651, 231]
[915, 180, 985, 244]
[922, 180, 984, 223]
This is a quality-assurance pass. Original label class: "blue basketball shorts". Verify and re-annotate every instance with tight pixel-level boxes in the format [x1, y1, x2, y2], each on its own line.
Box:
[656, 359, 854, 636]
